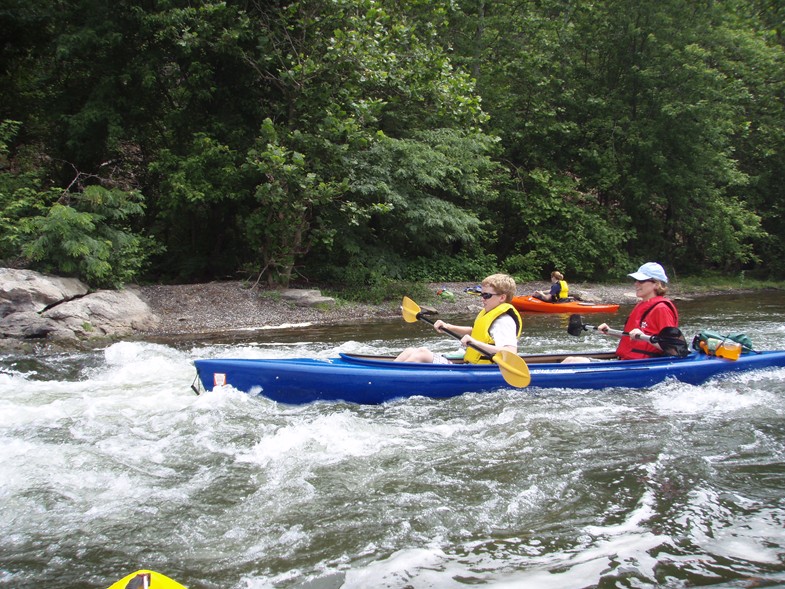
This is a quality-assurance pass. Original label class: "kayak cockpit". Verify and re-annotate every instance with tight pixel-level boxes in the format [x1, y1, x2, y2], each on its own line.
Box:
[339, 351, 618, 365]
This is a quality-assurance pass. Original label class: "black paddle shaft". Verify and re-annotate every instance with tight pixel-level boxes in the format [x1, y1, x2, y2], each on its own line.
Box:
[567, 314, 689, 357]
[416, 312, 495, 360]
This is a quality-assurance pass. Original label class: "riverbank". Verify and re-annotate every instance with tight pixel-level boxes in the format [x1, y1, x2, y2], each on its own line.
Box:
[136, 279, 761, 337]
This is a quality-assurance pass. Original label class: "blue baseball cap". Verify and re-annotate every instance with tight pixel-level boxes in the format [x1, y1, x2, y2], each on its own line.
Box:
[628, 262, 668, 283]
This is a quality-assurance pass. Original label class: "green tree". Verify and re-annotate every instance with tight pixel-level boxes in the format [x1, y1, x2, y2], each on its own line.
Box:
[304, 128, 501, 284]
[149, 133, 248, 280]
[20, 185, 150, 287]
[567, 0, 765, 272]
[720, 1, 785, 276]
[237, 0, 499, 285]
[3, 0, 785, 287]
[447, 0, 772, 278]
[243, 119, 344, 287]
[2, 118, 152, 287]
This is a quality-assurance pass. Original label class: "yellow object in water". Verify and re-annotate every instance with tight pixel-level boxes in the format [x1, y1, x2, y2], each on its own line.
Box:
[106, 570, 187, 589]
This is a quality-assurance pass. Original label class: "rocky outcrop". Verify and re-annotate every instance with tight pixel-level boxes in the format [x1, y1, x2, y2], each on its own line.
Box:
[279, 288, 335, 307]
[0, 268, 159, 340]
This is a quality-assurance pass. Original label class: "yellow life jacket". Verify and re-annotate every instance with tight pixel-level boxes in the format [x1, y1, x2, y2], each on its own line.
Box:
[557, 280, 569, 299]
[463, 303, 523, 364]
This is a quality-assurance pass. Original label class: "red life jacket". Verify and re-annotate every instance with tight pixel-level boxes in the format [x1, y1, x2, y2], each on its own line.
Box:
[616, 297, 679, 359]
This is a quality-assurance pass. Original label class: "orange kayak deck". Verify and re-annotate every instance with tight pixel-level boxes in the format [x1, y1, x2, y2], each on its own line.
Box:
[511, 296, 619, 314]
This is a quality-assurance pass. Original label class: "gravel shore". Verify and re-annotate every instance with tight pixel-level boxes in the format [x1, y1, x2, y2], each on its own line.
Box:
[136, 280, 664, 337]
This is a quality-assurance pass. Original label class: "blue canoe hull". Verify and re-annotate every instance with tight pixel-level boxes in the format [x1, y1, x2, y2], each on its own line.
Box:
[193, 351, 785, 405]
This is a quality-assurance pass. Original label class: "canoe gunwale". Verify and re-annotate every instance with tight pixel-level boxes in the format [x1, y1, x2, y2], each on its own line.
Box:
[339, 351, 619, 365]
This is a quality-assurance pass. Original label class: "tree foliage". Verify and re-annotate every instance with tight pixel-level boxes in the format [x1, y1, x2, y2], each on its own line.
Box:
[1, 0, 784, 290]
[20, 186, 150, 288]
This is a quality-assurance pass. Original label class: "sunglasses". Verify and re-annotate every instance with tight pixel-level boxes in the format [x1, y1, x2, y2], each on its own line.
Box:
[480, 292, 500, 300]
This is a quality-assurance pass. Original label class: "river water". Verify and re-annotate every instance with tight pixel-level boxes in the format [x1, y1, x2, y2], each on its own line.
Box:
[1, 292, 784, 589]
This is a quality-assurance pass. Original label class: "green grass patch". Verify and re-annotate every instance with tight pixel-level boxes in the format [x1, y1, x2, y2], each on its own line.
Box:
[676, 273, 785, 293]
[324, 280, 433, 305]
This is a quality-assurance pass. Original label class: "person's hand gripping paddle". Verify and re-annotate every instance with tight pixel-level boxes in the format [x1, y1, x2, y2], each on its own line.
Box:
[401, 296, 531, 387]
[567, 314, 689, 357]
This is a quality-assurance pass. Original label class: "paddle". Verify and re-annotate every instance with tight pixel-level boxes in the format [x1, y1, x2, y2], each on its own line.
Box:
[401, 296, 531, 387]
[567, 314, 689, 357]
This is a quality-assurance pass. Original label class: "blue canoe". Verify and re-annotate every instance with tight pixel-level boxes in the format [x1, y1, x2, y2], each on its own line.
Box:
[193, 350, 785, 405]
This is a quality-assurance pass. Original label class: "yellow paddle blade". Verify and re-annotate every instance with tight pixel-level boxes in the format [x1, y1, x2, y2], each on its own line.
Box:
[401, 296, 422, 323]
[493, 350, 531, 388]
[106, 570, 188, 589]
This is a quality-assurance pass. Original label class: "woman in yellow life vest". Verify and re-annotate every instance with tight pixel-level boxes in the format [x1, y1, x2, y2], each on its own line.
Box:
[395, 273, 522, 364]
[533, 271, 569, 302]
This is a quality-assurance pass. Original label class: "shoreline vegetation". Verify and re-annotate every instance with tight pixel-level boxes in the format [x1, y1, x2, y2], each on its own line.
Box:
[136, 277, 783, 339]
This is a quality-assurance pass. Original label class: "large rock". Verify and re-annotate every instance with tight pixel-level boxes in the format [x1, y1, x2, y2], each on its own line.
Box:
[0, 310, 70, 339]
[280, 288, 336, 308]
[0, 269, 159, 340]
[42, 289, 160, 336]
[0, 268, 87, 316]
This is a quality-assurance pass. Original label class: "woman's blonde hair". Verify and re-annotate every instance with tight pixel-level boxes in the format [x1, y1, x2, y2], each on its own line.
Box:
[482, 273, 517, 302]
[551, 271, 564, 281]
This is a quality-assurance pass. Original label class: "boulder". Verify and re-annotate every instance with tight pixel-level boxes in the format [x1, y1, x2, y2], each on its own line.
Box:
[280, 288, 336, 308]
[0, 310, 73, 339]
[0, 269, 159, 340]
[42, 289, 160, 336]
[0, 268, 87, 316]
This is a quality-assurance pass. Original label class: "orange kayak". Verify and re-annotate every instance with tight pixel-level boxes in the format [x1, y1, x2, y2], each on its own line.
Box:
[511, 296, 619, 314]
